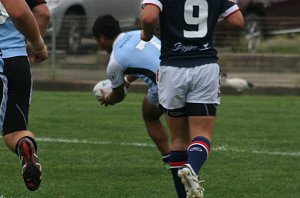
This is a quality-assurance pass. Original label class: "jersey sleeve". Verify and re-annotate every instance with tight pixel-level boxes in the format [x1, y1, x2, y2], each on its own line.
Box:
[106, 54, 125, 89]
[141, 0, 162, 11]
[220, 0, 240, 19]
[25, 0, 47, 10]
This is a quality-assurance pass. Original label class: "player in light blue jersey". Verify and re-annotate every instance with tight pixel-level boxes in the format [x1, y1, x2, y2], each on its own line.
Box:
[0, 0, 49, 191]
[92, 14, 171, 168]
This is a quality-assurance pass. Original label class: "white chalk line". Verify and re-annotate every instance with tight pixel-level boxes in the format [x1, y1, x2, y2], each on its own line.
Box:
[36, 137, 300, 157]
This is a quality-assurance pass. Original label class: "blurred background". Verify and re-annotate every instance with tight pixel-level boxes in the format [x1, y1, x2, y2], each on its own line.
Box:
[35, 0, 300, 95]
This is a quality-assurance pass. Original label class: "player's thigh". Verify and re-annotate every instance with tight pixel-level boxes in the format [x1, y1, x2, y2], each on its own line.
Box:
[142, 89, 163, 121]
[3, 57, 32, 134]
[3, 56, 32, 95]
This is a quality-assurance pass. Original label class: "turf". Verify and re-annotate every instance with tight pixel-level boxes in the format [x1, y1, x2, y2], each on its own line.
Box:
[0, 91, 299, 198]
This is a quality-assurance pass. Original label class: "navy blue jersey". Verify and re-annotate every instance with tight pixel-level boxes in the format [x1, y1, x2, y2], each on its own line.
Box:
[26, 0, 46, 9]
[142, 0, 239, 67]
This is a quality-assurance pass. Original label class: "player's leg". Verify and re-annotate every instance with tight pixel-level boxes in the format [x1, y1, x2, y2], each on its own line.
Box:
[3, 56, 42, 191]
[178, 63, 220, 197]
[158, 66, 191, 197]
[142, 89, 171, 167]
[164, 113, 190, 198]
[187, 113, 215, 172]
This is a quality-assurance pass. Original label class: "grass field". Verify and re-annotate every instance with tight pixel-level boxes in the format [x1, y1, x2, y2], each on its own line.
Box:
[0, 91, 299, 198]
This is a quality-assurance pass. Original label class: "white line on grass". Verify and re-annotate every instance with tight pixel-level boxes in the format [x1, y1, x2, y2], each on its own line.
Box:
[36, 137, 300, 157]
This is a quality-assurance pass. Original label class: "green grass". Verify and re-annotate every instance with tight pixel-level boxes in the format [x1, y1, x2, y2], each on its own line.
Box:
[257, 35, 300, 54]
[0, 91, 299, 198]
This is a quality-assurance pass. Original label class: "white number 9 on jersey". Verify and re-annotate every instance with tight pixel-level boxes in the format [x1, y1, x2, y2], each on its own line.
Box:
[183, 0, 208, 38]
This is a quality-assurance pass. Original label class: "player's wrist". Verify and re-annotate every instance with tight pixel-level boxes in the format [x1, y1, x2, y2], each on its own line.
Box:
[124, 76, 131, 84]
[31, 35, 45, 52]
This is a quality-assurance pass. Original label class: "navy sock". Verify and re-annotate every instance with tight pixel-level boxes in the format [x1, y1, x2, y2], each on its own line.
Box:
[187, 136, 210, 173]
[170, 150, 188, 198]
[162, 152, 170, 163]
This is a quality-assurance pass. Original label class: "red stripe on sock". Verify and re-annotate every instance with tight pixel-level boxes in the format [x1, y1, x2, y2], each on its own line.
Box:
[170, 161, 186, 168]
[189, 141, 210, 154]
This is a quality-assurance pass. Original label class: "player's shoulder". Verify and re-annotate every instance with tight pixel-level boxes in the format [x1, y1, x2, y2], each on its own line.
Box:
[123, 30, 142, 43]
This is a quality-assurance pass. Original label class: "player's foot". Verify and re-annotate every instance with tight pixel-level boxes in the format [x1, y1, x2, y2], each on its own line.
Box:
[178, 164, 204, 198]
[17, 138, 42, 191]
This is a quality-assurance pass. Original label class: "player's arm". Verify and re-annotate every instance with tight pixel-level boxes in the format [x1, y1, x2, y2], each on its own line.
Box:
[218, 0, 244, 29]
[220, 11, 244, 29]
[98, 64, 127, 106]
[25, 0, 50, 63]
[1, 0, 48, 62]
[100, 75, 138, 106]
[26, 0, 50, 37]
[1, 0, 45, 50]
[123, 75, 138, 89]
[101, 85, 126, 106]
[140, 4, 160, 41]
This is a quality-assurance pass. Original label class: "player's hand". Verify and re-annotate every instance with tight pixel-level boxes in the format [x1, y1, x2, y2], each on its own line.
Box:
[96, 90, 114, 107]
[27, 42, 48, 64]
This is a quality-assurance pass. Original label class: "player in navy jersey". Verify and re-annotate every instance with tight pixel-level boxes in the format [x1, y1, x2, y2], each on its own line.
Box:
[140, 0, 244, 197]
[0, 0, 49, 191]
[92, 14, 171, 168]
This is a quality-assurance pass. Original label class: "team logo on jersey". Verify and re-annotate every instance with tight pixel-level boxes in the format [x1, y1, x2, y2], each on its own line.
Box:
[172, 42, 198, 53]
[171, 42, 211, 53]
[109, 72, 116, 81]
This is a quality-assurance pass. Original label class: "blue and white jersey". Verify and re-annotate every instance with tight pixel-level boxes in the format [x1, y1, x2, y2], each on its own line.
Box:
[0, 2, 27, 60]
[107, 30, 161, 89]
[142, 0, 239, 67]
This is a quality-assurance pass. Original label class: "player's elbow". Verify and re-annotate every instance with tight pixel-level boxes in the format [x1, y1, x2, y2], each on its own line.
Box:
[235, 17, 245, 29]
[140, 5, 159, 28]
[140, 14, 157, 27]
[33, 5, 51, 23]
[226, 11, 245, 29]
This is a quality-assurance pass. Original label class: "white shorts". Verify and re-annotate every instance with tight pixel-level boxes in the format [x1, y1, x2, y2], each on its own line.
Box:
[158, 63, 221, 110]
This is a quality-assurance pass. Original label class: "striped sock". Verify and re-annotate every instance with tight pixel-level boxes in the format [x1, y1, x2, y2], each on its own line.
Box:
[170, 150, 188, 198]
[187, 136, 210, 173]
[162, 153, 171, 169]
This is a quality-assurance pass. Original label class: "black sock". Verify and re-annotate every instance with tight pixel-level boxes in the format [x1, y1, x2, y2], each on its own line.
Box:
[170, 150, 188, 198]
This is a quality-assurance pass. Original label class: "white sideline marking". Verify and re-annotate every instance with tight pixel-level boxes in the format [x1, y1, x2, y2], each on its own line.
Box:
[36, 137, 300, 157]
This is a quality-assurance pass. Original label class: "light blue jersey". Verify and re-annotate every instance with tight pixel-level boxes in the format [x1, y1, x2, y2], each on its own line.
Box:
[0, 3, 27, 60]
[107, 30, 161, 89]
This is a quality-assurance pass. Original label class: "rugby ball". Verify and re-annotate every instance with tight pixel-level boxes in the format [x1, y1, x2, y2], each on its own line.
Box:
[92, 79, 112, 97]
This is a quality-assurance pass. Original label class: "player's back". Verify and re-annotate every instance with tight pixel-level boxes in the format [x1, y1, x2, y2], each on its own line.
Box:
[111, 30, 161, 86]
[113, 30, 160, 72]
[158, 0, 239, 67]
